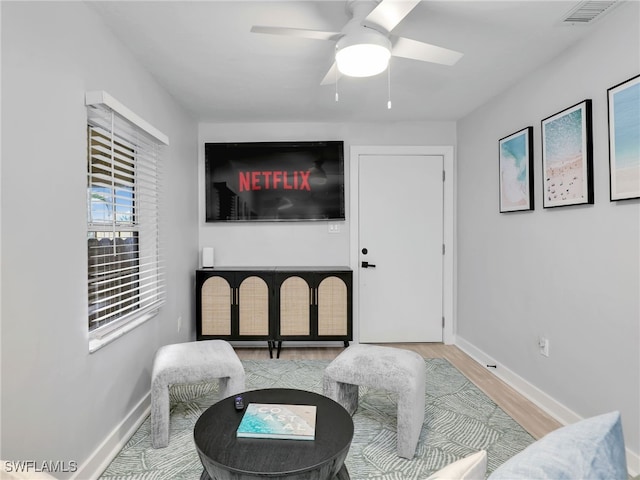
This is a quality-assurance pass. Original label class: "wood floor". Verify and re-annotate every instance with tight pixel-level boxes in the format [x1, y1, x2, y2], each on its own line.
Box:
[234, 343, 562, 441]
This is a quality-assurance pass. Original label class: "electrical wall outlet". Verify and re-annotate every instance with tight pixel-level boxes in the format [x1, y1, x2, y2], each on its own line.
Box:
[538, 336, 550, 357]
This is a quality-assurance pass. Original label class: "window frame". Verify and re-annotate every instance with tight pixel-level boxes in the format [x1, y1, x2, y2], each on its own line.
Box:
[86, 91, 169, 353]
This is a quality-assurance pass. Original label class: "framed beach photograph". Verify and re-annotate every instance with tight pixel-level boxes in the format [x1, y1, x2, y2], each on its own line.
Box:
[541, 100, 593, 208]
[608, 74, 640, 201]
[499, 126, 534, 212]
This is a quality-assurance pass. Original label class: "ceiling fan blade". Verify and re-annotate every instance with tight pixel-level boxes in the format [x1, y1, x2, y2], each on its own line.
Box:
[250, 25, 342, 41]
[364, 0, 421, 32]
[320, 62, 342, 86]
[391, 36, 463, 66]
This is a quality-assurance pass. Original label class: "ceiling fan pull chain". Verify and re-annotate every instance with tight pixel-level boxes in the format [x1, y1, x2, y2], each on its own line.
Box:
[387, 60, 392, 109]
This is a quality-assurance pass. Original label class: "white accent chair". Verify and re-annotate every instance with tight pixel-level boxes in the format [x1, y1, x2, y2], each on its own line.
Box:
[150, 340, 245, 448]
[323, 344, 426, 459]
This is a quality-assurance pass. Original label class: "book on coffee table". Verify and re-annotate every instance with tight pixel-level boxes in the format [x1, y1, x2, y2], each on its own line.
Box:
[236, 403, 316, 440]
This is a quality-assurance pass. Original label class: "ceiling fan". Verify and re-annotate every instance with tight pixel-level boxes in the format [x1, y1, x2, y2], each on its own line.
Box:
[250, 0, 463, 85]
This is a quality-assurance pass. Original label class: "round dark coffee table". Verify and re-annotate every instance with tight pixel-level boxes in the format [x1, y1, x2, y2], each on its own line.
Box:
[194, 388, 354, 480]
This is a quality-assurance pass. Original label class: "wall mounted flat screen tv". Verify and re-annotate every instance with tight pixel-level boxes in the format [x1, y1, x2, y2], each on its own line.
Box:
[205, 141, 345, 222]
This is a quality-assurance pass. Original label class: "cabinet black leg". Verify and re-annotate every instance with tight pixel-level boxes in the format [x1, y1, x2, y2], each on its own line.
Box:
[268, 341, 273, 358]
[344, 341, 350, 348]
[276, 341, 282, 359]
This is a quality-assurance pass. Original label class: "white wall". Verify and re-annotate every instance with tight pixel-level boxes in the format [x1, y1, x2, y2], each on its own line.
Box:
[0, 3, 198, 477]
[3, 0, 636, 476]
[198, 121, 456, 267]
[456, 1, 639, 467]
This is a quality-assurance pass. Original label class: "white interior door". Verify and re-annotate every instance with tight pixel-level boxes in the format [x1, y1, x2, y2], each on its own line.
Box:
[358, 154, 444, 342]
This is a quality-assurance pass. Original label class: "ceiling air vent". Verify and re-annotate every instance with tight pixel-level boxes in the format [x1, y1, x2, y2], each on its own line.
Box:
[561, 1, 620, 25]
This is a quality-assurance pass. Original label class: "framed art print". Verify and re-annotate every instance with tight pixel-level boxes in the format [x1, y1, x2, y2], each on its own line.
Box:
[499, 126, 534, 212]
[541, 100, 593, 208]
[608, 74, 640, 201]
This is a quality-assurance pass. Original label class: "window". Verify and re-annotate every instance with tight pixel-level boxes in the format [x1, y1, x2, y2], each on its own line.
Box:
[86, 91, 168, 349]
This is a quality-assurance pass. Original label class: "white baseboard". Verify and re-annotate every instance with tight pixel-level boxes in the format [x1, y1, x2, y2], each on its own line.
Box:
[73, 392, 150, 480]
[454, 336, 581, 424]
[454, 335, 639, 477]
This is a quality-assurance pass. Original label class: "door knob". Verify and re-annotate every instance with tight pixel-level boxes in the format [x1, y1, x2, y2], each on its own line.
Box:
[361, 261, 376, 268]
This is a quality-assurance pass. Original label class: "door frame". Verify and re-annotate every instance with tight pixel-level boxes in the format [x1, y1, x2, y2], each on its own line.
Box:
[349, 145, 456, 344]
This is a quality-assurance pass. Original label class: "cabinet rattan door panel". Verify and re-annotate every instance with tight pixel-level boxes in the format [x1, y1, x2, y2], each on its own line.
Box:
[201, 276, 231, 336]
[279, 276, 310, 336]
[317, 276, 348, 336]
[238, 276, 270, 336]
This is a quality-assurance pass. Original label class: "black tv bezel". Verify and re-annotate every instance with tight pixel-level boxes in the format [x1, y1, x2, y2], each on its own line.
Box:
[204, 140, 345, 223]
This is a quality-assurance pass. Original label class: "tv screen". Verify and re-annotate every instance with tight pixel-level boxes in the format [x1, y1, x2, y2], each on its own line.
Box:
[205, 141, 345, 222]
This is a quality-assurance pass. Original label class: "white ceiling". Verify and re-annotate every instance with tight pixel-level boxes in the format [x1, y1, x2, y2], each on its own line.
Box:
[88, 1, 609, 123]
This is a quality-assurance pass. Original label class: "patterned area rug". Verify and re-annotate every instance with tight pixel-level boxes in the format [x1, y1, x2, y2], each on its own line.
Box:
[100, 358, 534, 480]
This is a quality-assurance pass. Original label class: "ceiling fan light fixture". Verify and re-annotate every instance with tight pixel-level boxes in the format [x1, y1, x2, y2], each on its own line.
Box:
[336, 43, 391, 77]
[335, 29, 392, 78]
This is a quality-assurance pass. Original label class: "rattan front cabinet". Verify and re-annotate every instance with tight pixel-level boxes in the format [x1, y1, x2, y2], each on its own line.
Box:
[196, 269, 273, 344]
[274, 268, 352, 350]
[196, 267, 352, 357]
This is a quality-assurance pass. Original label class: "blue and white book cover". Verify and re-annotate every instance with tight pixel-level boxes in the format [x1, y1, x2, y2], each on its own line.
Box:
[236, 403, 316, 440]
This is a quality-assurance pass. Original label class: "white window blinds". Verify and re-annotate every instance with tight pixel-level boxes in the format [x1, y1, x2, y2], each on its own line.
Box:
[86, 92, 168, 337]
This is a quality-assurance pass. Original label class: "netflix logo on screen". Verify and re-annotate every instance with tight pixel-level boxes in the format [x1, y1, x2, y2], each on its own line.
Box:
[205, 141, 345, 222]
[239, 170, 311, 192]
